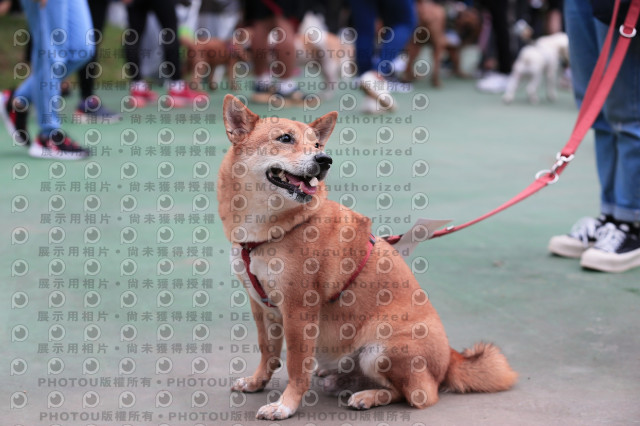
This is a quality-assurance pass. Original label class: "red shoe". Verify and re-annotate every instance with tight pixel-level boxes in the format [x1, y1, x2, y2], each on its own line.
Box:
[30, 130, 90, 160]
[130, 81, 158, 106]
[1, 89, 30, 145]
[168, 81, 208, 103]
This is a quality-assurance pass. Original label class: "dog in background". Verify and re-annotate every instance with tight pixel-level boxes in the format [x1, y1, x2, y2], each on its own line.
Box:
[291, 12, 356, 97]
[218, 94, 517, 420]
[502, 32, 569, 104]
[187, 37, 248, 91]
[403, 0, 481, 87]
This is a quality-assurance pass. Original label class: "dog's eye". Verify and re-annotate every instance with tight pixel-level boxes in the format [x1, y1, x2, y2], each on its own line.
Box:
[276, 133, 293, 144]
[315, 142, 319, 149]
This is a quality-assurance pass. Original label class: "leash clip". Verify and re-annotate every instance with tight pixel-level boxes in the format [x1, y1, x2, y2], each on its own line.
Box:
[550, 152, 574, 175]
[535, 153, 574, 185]
[619, 25, 637, 38]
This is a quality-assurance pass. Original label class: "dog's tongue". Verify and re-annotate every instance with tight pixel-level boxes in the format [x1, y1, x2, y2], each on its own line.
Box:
[285, 172, 317, 195]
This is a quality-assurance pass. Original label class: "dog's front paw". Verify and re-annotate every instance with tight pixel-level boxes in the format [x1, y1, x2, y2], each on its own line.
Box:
[347, 389, 394, 410]
[231, 376, 266, 393]
[256, 401, 296, 420]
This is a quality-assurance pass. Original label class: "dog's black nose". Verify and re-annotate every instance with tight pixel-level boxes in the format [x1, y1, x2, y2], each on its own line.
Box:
[314, 153, 333, 168]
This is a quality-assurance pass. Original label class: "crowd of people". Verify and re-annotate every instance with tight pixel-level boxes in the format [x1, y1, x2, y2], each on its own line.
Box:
[1, 0, 639, 272]
[0, 0, 568, 155]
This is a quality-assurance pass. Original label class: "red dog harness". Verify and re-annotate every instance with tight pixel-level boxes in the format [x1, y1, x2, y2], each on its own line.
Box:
[241, 233, 393, 308]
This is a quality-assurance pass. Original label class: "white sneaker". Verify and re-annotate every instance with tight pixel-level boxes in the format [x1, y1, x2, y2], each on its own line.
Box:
[360, 70, 395, 111]
[476, 72, 509, 94]
[548, 215, 609, 258]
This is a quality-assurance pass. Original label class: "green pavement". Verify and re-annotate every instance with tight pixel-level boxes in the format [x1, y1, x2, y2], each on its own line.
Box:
[2, 67, 639, 425]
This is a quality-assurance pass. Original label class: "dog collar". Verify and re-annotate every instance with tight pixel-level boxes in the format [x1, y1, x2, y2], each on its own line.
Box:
[240, 233, 401, 308]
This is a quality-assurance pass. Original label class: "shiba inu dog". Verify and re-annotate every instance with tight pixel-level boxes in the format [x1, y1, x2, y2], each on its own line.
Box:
[217, 95, 517, 420]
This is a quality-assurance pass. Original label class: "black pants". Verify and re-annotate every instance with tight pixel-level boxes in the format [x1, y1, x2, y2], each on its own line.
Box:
[124, 0, 181, 81]
[78, 0, 110, 99]
[481, 0, 514, 75]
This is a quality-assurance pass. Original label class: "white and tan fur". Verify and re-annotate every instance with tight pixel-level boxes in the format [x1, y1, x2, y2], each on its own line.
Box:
[503, 32, 569, 104]
[217, 95, 517, 420]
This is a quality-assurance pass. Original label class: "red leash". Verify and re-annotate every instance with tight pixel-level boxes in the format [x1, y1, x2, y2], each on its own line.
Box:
[238, 1, 639, 305]
[431, 0, 640, 239]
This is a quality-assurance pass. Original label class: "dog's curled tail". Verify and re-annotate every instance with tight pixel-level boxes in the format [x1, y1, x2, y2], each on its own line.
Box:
[441, 342, 517, 393]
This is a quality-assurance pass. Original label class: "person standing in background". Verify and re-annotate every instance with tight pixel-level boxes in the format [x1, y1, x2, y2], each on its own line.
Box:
[123, 0, 207, 107]
[548, 0, 640, 272]
[1, 0, 94, 159]
[74, 0, 122, 123]
[347, 0, 416, 113]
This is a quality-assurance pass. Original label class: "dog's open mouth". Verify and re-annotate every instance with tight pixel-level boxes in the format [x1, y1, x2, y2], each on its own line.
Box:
[266, 167, 319, 199]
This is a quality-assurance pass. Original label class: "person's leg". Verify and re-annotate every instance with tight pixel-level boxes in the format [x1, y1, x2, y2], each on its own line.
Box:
[14, 0, 56, 134]
[63, 0, 95, 75]
[125, 0, 149, 81]
[15, 0, 92, 136]
[78, 0, 109, 100]
[376, 0, 416, 76]
[548, 0, 613, 258]
[151, 0, 182, 81]
[14, 0, 92, 158]
[594, 19, 640, 223]
[486, 0, 512, 75]
[347, 0, 377, 75]
[563, 0, 617, 217]
[475, 0, 513, 93]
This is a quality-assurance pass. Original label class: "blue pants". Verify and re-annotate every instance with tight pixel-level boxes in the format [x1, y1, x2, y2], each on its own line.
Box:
[564, 0, 640, 222]
[348, 0, 416, 75]
[15, 0, 94, 137]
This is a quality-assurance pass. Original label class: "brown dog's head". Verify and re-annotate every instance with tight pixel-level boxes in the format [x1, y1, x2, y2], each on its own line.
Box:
[222, 95, 338, 205]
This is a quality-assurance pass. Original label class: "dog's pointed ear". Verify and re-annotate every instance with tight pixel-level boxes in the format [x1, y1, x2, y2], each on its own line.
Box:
[308, 111, 338, 148]
[223, 95, 259, 144]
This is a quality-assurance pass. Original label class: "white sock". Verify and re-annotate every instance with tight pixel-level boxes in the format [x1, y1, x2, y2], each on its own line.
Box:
[392, 55, 408, 74]
[279, 78, 297, 95]
[167, 80, 186, 90]
[257, 72, 271, 86]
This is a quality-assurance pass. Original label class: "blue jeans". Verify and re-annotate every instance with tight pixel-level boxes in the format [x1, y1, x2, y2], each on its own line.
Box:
[15, 0, 94, 137]
[564, 0, 640, 222]
[348, 0, 416, 76]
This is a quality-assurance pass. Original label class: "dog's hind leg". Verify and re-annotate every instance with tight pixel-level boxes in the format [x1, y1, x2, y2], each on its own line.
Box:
[526, 68, 543, 104]
[231, 298, 283, 393]
[545, 61, 559, 102]
[502, 70, 521, 104]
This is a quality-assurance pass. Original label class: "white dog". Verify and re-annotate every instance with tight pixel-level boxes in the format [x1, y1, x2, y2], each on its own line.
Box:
[503, 32, 569, 104]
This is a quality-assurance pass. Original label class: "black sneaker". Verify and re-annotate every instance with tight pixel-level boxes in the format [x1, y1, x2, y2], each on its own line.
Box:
[548, 215, 610, 258]
[580, 222, 640, 272]
[30, 130, 90, 160]
[0, 89, 30, 146]
[74, 95, 122, 124]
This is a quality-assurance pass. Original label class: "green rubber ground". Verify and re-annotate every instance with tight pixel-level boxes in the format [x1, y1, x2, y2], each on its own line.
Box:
[2, 59, 639, 425]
